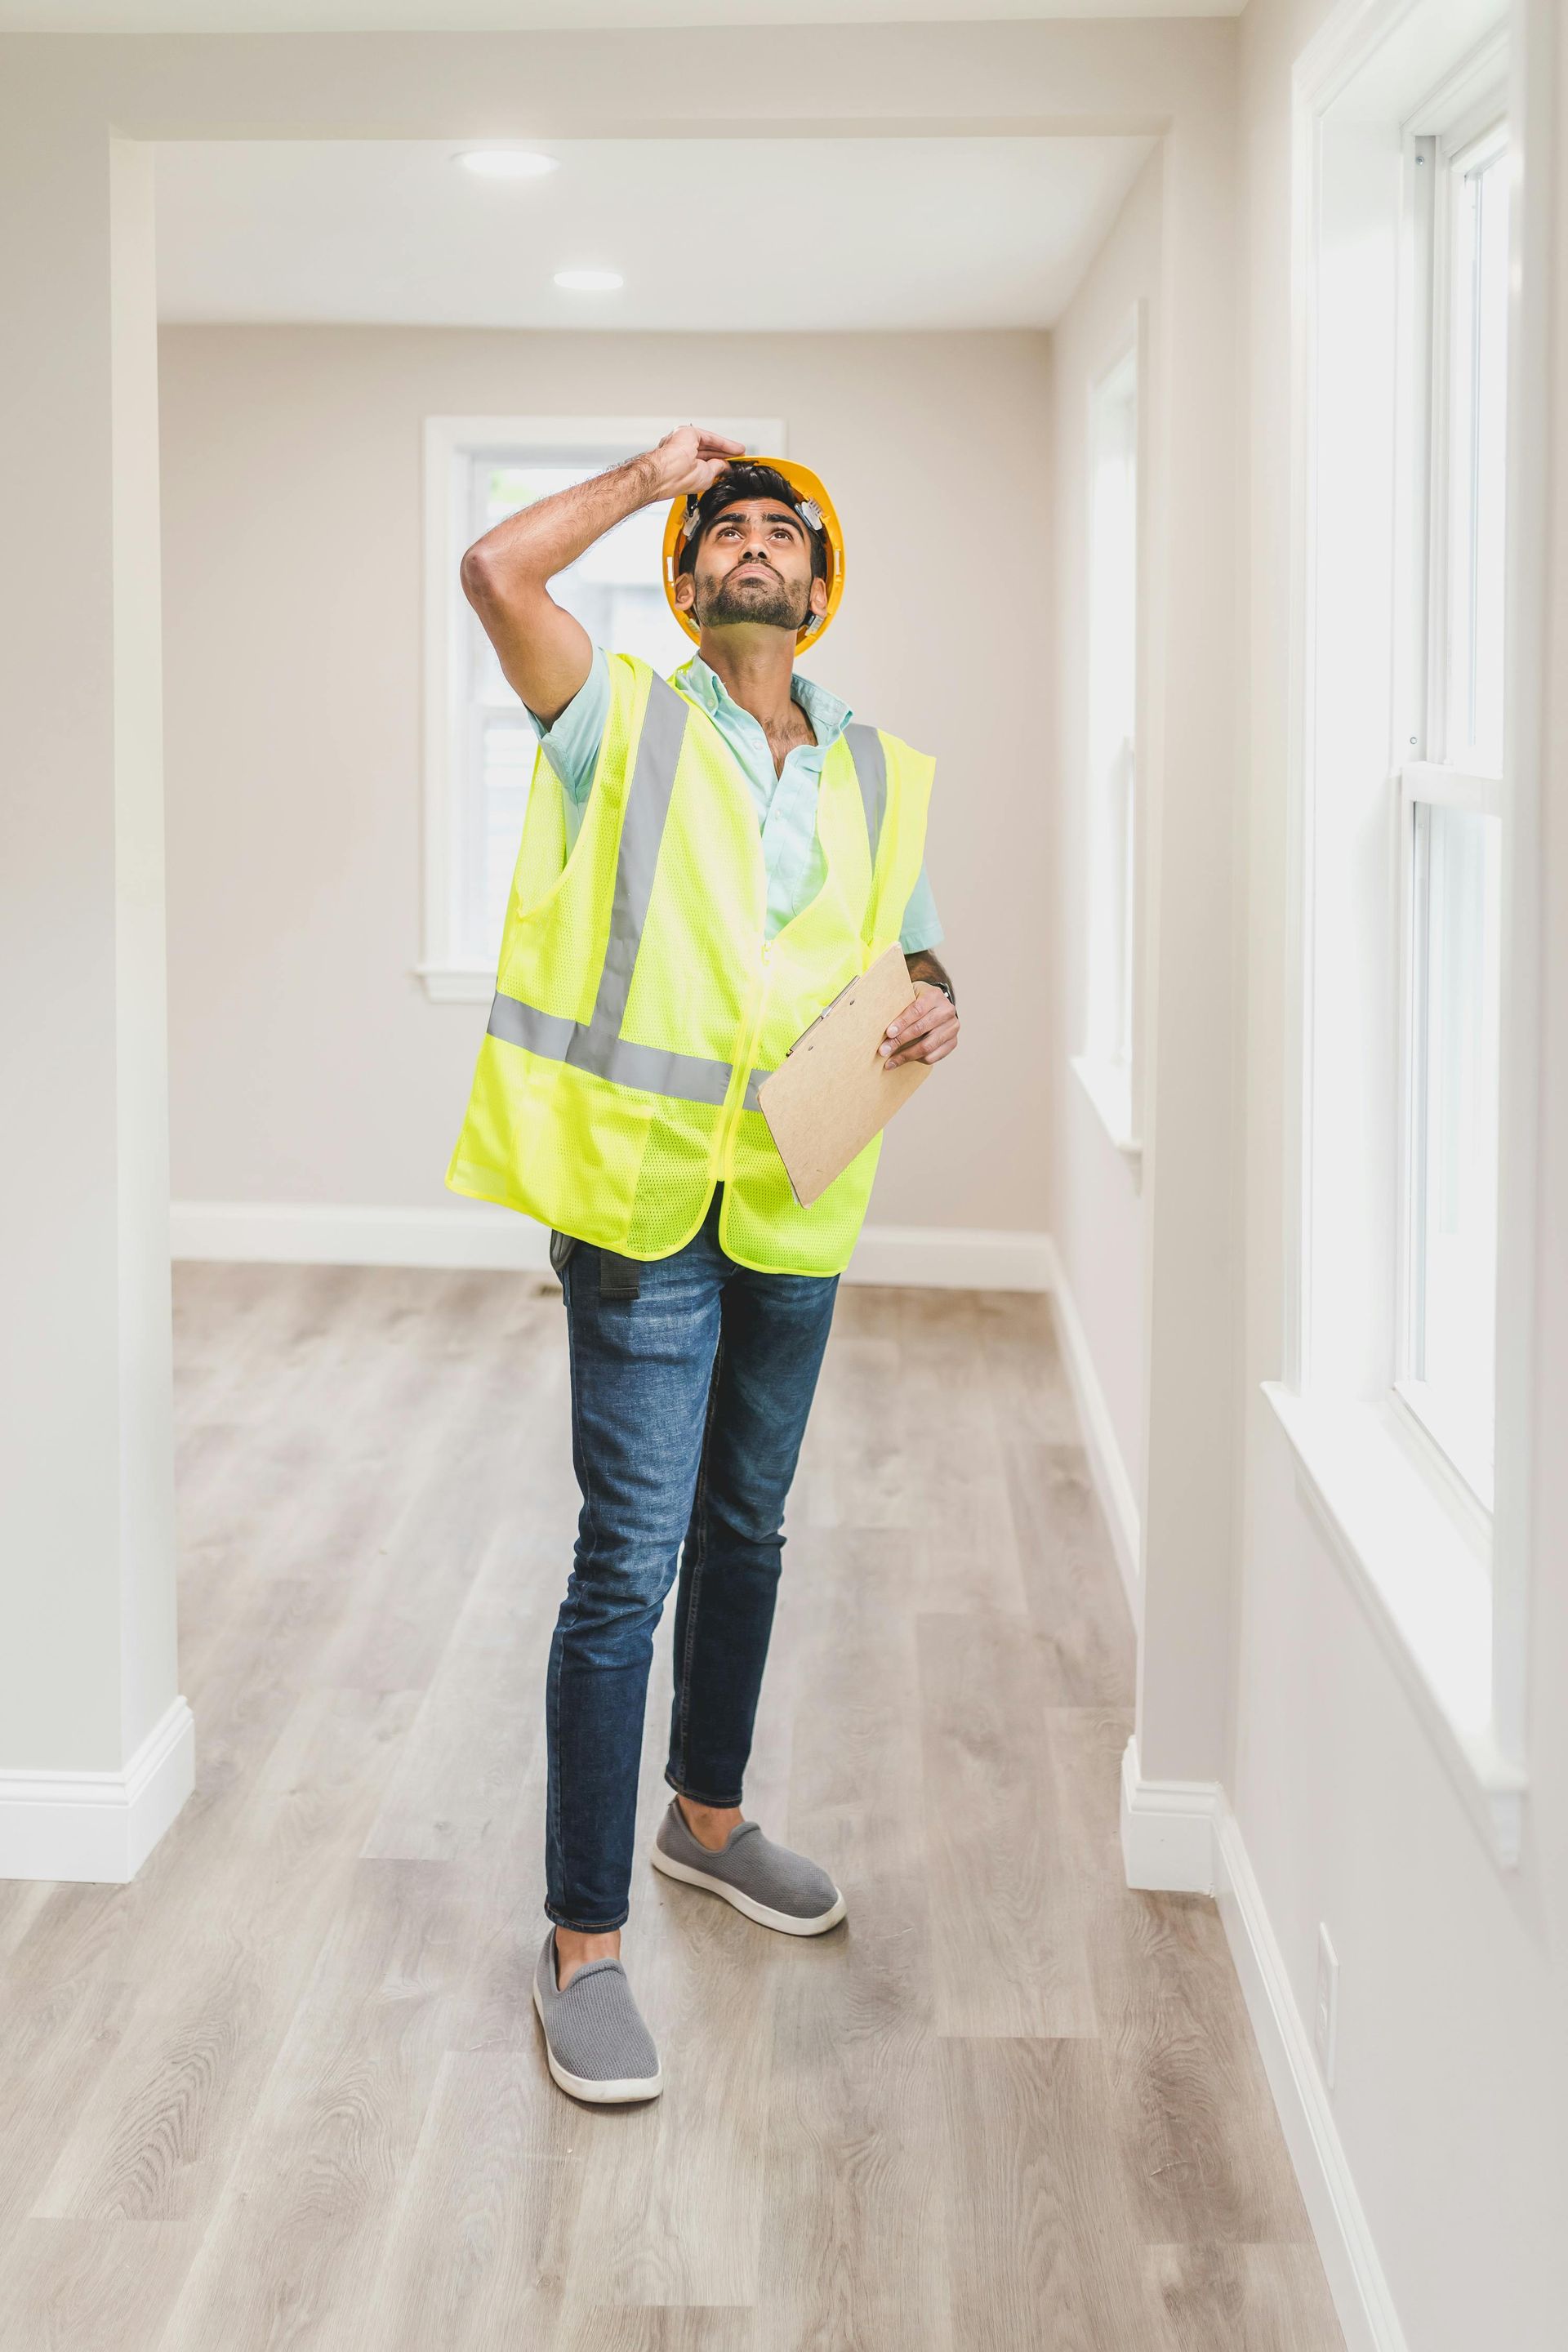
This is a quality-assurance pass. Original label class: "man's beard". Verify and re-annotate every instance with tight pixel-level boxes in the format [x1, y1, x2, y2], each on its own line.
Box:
[697, 567, 811, 633]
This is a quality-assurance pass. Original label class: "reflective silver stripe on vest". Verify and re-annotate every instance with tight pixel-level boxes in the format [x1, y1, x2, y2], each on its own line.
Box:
[844, 723, 887, 867]
[487, 991, 746, 1108]
[594, 670, 691, 1037]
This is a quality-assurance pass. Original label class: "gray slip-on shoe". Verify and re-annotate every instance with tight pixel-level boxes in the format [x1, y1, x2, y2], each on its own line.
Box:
[651, 1797, 847, 1935]
[532, 1927, 662, 2104]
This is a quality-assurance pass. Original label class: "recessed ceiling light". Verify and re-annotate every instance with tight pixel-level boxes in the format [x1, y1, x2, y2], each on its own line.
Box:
[554, 268, 625, 293]
[457, 150, 559, 180]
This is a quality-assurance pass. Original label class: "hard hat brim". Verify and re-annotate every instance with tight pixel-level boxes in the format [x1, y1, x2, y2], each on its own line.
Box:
[661, 457, 845, 652]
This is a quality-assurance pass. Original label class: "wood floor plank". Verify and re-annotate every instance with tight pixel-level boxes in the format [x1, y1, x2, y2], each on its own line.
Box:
[918, 1611, 1098, 2038]
[0, 1881, 55, 1966]
[774, 1525, 928, 1885]
[359, 1531, 555, 1873]
[884, 1293, 1028, 1607]
[759, 1870, 951, 2352]
[154, 1857, 474, 2352]
[343, 2052, 580, 2352]
[1090, 1884, 1317, 2246]
[32, 1686, 421, 2225]
[1004, 1438, 1137, 1704]
[758, 1530, 950, 2352]
[794, 1325, 910, 1532]
[0, 1974, 140, 2235]
[940, 2036, 1171, 2352]
[973, 1290, 1084, 1446]
[1145, 2242, 1344, 2351]
[0, 2217, 203, 2352]
[559, 2308, 758, 2352]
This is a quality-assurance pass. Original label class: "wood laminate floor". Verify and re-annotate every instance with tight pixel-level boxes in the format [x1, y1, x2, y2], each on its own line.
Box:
[0, 1264, 1344, 2350]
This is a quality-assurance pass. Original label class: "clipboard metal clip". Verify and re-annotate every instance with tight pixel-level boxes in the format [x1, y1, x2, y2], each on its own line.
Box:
[783, 969, 863, 1058]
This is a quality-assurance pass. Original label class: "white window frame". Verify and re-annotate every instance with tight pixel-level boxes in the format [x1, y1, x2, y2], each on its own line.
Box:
[1267, 0, 1550, 1867]
[416, 414, 782, 1003]
[1071, 303, 1146, 1171]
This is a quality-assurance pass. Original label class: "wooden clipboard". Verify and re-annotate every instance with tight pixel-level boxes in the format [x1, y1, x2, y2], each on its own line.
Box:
[756, 943, 933, 1207]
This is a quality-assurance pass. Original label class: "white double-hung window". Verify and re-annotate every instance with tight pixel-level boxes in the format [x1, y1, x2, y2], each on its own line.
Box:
[1269, 0, 1546, 1863]
[419, 416, 780, 1001]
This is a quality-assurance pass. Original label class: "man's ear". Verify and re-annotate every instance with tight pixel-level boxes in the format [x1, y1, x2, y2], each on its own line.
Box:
[809, 576, 829, 617]
[673, 571, 696, 613]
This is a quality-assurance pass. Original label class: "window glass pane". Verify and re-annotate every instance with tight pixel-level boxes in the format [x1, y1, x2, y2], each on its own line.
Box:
[1446, 139, 1510, 769]
[1410, 802, 1501, 1482]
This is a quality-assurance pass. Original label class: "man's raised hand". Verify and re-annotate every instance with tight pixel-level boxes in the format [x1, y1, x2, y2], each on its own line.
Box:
[651, 425, 748, 500]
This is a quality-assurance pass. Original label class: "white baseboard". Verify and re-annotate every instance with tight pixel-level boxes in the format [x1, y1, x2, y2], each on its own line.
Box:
[169, 1200, 1053, 1293]
[1040, 1239, 1142, 1613]
[1120, 1737, 1408, 2352]
[0, 1696, 195, 1884]
[1119, 1733, 1220, 1893]
[170, 1200, 553, 1272]
[848, 1221, 1050, 1290]
[1215, 1810, 1410, 2352]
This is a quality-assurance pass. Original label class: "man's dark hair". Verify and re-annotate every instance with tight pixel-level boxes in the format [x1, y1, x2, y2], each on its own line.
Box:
[675, 463, 828, 583]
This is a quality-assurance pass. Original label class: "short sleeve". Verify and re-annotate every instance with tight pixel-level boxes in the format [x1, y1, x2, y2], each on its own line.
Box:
[525, 644, 612, 808]
[897, 862, 944, 956]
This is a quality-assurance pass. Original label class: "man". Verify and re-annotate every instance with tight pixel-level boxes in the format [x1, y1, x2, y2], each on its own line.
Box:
[448, 425, 959, 2104]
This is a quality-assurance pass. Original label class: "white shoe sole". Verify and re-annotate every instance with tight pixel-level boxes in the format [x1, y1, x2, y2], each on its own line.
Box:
[532, 1980, 663, 2104]
[650, 1842, 848, 1935]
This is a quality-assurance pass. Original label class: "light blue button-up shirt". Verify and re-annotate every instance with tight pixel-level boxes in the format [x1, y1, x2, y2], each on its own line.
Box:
[526, 645, 942, 953]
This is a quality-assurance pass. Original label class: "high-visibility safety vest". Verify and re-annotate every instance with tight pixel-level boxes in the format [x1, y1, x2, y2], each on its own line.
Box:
[445, 653, 935, 1276]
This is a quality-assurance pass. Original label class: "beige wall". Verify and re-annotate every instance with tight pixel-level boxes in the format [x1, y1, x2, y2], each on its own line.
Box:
[158, 323, 1052, 1236]
[1049, 148, 1162, 1513]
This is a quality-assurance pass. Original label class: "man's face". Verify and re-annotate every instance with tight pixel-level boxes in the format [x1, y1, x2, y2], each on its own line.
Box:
[675, 497, 828, 637]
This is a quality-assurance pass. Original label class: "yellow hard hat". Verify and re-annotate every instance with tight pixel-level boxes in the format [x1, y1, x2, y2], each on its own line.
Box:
[662, 457, 846, 652]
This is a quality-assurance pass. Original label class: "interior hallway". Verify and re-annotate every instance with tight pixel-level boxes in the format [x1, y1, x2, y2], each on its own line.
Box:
[0, 1263, 1339, 2350]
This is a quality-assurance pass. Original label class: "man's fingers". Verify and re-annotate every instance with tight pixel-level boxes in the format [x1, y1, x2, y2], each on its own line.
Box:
[884, 1031, 957, 1068]
[880, 997, 946, 1050]
[699, 432, 746, 457]
[880, 1003, 960, 1068]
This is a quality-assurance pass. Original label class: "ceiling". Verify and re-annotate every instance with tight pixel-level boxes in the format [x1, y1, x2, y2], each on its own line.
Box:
[3, 0, 1236, 23]
[154, 135, 1156, 332]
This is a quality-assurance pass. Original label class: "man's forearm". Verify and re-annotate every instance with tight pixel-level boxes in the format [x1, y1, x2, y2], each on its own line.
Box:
[462, 448, 667, 599]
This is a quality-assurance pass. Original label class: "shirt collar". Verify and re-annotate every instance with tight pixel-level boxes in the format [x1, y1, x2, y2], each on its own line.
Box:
[675, 653, 851, 751]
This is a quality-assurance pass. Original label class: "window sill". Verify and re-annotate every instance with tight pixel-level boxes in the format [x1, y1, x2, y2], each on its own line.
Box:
[415, 964, 494, 1004]
[1263, 1383, 1525, 1866]
[1070, 1054, 1143, 1174]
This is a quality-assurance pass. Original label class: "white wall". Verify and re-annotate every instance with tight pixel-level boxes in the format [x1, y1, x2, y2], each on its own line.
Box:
[1049, 148, 1161, 1521]
[1222, 1, 1568, 2345]
[158, 323, 1052, 1240]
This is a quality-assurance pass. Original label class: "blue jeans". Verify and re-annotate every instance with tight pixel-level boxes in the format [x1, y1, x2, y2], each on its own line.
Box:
[546, 1183, 841, 1931]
